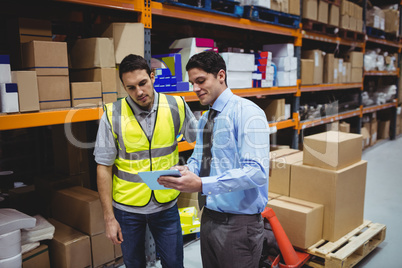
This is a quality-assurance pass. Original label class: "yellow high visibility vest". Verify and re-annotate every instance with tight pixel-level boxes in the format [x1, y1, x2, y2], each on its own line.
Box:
[105, 94, 185, 206]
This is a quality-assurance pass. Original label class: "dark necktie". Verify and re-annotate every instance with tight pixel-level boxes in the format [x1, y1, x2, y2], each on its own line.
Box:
[198, 109, 217, 210]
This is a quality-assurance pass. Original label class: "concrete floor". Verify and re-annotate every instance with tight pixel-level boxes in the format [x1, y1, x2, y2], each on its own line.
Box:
[147, 135, 402, 268]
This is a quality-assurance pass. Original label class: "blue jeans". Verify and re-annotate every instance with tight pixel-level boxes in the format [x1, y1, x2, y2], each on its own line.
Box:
[114, 204, 184, 268]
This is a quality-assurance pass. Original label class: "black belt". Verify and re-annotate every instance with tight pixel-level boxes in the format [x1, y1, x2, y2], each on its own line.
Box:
[203, 207, 262, 224]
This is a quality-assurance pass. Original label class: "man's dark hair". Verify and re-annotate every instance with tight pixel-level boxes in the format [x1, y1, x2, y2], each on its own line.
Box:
[119, 54, 151, 83]
[186, 50, 227, 83]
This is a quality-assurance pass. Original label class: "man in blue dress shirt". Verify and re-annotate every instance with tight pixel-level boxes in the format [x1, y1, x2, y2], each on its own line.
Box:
[158, 51, 270, 267]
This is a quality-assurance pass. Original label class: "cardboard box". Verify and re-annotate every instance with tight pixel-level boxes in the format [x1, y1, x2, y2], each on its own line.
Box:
[255, 98, 286, 122]
[22, 244, 50, 268]
[91, 233, 115, 267]
[21, 41, 68, 76]
[345, 62, 351, 83]
[302, 50, 324, 85]
[102, 23, 144, 64]
[355, 5, 362, 20]
[302, 0, 318, 20]
[324, 53, 334, 84]
[71, 82, 102, 107]
[348, 2, 355, 17]
[340, 0, 348, 15]
[340, 14, 349, 29]
[384, 9, 399, 34]
[317, 0, 329, 24]
[267, 196, 324, 249]
[301, 59, 314, 85]
[328, 4, 340, 26]
[356, 19, 363, 33]
[18, 18, 52, 43]
[36, 76, 70, 110]
[114, 244, 123, 259]
[361, 126, 370, 148]
[339, 121, 350, 132]
[378, 120, 390, 139]
[288, 0, 300, 15]
[349, 16, 357, 31]
[290, 160, 367, 241]
[351, 67, 363, 83]
[220, 52, 255, 71]
[70, 38, 115, 69]
[303, 131, 362, 170]
[11, 71, 40, 112]
[48, 219, 91, 268]
[269, 151, 303, 195]
[51, 186, 105, 236]
[268, 192, 282, 201]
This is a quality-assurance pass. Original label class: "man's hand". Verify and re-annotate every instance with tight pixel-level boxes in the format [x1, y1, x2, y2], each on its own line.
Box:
[158, 168, 202, 193]
[105, 217, 123, 245]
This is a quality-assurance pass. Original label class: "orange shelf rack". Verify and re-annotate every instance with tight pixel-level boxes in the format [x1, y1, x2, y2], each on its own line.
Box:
[0, 107, 103, 131]
[166, 86, 298, 102]
[362, 101, 398, 115]
[300, 83, 363, 92]
[178, 119, 296, 152]
[299, 109, 361, 130]
[366, 36, 402, 49]
[54, 0, 139, 11]
[151, 1, 300, 38]
[364, 70, 400, 76]
[301, 30, 365, 48]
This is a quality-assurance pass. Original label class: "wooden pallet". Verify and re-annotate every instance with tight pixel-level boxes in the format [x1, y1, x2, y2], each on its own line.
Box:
[243, 6, 300, 29]
[302, 19, 338, 36]
[305, 220, 386, 268]
[338, 28, 365, 42]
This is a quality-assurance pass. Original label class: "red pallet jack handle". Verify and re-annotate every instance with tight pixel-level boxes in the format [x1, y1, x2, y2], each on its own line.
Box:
[262, 207, 311, 268]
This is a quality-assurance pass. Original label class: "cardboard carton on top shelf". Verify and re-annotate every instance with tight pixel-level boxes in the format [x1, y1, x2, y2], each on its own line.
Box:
[301, 50, 324, 85]
[302, 0, 318, 20]
[347, 1, 355, 18]
[349, 16, 357, 31]
[255, 98, 286, 122]
[102, 23, 144, 64]
[36, 76, 70, 110]
[90, 232, 115, 267]
[70, 82, 102, 108]
[267, 196, 324, 249]
[51, 186, 105, 236]
[269, 151, 303, 196]
[367, 6, 385, 30]
[11, 71, 40, 112]
[303, 130, 362, 170]
[340, 0, 348, 15]
[288, 0, 300, 15]
[317, 0, 329, 24]
[21, 41, 68, 76]
[70, 38, 116, 69]
[328, 4, 340, 27]
[22, 244, 50, 268]
[356, 19, 364, 33]
[383, 9, 399, 34]
[301, 59, 314, 85]
[47, 219, 91, 268]
[290, 160, 367, 242]
[18, 18, 52, 43]
[355, 5, 363, 20]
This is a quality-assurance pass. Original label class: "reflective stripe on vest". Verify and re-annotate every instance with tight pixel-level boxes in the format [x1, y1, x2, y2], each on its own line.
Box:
[105, 94, 185, 207]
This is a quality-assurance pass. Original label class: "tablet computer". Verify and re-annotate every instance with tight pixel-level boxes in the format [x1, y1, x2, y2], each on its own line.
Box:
[138, 169, 181, 190]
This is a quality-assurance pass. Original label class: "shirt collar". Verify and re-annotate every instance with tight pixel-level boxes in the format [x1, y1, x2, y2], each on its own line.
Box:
[211, 88, 233, 113]
[126, 90, 159, 116]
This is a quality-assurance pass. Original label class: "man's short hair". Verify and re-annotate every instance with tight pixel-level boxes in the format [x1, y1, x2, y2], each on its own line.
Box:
[186, 51, 227, 81]
[119, 54, 151, 83]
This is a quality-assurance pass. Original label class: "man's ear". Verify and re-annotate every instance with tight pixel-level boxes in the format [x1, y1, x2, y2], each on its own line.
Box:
[150, 72, 155, 83]
[218, 69, 226, 84]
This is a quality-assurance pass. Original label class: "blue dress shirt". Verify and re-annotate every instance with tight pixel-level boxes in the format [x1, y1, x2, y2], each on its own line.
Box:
[187, 88, 270, 214]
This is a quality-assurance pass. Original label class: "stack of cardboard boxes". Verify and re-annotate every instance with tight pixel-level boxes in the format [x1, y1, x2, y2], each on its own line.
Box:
[267, 131, 367, 249]
[340, 0, 363, 32]
[301, 50, 363, 85]
[50, 186, 122, 268]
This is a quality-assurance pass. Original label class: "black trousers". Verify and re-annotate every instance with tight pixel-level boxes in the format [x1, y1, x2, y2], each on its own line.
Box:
[200, 207, 264, 268]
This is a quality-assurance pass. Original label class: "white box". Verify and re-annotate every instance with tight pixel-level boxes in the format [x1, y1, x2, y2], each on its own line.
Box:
[220, 53, 255, 71]
[0, 83, 19, 113]
[285, 104, 291, 119]
[289, 70, 297, 86]
[272, 57, 291, 71]
[262, 43, 294, 57]
[262, 79, 274, 87]
[252, 73, 262, 80]
[267, 65, 275, 74]
[290, 57, 298, 71]
[0, 230, 21, 259]
[227, 71, 253, 89]
[0, 55, 12, 84]
[277, 71, 290, 87]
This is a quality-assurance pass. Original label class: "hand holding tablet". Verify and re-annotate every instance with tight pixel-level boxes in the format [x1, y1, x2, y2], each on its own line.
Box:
[138, 170, 181, 190]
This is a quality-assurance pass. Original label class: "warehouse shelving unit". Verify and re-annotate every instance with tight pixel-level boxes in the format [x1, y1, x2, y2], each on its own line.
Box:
[0, 0, 401, 150]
